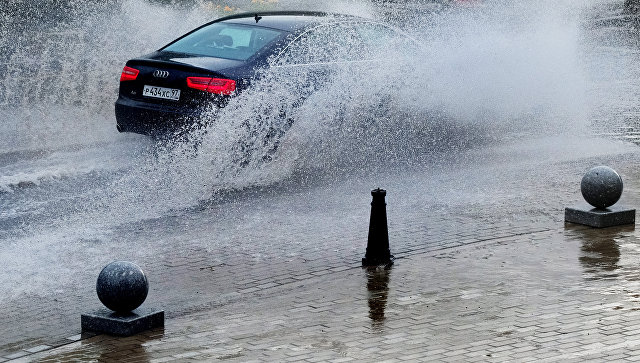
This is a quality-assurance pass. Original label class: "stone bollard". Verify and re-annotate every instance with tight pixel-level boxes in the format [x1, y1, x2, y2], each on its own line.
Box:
[362, 188, 394, 266]
[565, 166, 635, 228]
[580, 166, 623, 209]
[81, 261, 164, 336]
[96, 261, 149, 313]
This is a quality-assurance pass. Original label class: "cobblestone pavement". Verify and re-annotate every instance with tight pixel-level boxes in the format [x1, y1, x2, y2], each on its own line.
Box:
[4, 136, 640, 361]
[17, 225, 640, 362]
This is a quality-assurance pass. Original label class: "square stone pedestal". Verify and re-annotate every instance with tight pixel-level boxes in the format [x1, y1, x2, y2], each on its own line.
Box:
[565, 205, 636, 228]
[81, 307, 164, 336]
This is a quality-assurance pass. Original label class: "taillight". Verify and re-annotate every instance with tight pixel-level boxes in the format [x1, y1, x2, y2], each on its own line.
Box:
[186, 77, 236, 95]
[120, 66, 139, 82]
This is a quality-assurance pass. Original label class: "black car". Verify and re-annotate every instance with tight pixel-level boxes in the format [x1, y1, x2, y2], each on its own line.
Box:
[115, 11, 414, 136]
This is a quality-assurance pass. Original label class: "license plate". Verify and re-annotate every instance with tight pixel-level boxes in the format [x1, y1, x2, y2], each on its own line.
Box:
[142, 85, 180, 101]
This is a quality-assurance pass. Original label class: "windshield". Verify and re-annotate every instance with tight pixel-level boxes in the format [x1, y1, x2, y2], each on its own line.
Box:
[162, 22, 284, 61]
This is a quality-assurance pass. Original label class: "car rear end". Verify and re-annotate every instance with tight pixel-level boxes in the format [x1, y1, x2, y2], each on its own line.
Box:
[115, 56, 241, 135]
[115, 17, 290, 136]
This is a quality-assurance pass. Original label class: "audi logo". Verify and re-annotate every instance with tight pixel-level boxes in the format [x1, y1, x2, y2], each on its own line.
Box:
[153, 70, 170, 78]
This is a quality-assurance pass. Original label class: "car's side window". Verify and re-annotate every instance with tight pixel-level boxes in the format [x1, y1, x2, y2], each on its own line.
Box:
[274, 23, 367, 65]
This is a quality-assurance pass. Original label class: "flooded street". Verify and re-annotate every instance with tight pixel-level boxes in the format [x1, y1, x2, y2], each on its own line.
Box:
[2, 0, 640, 357]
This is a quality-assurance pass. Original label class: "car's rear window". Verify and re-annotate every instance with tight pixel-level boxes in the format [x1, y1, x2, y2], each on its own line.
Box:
[162, 22, 284, 61]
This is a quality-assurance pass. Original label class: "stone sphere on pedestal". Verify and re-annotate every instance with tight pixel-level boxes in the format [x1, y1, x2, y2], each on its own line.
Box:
[580, 166, 623, 209]
[96, 261, 149, 313]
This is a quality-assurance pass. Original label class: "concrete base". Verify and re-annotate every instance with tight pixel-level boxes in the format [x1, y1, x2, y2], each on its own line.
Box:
[81, 307, 164, 336]
[565, 205, 636, 228]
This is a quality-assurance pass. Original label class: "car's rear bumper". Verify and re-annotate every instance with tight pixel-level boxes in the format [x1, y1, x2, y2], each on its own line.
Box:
[115, 97, 201, 136]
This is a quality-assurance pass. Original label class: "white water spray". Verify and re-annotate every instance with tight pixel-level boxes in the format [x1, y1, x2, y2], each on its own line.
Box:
[0, 0, 620, 302]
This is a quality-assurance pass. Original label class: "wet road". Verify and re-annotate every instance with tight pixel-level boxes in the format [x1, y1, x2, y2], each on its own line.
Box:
[2, 0, 640, 357]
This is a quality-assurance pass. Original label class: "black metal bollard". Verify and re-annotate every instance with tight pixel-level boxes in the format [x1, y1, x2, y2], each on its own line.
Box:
[362, 188, 394, 267]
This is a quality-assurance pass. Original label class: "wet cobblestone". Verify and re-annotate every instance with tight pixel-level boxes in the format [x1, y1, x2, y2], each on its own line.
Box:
[3, 137, 640, 361]
[17, 223, 640, 362]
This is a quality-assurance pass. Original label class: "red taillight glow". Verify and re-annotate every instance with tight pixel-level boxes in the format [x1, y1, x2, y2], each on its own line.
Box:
[186, 77, 236, 95]
[120, 66, 139, 82]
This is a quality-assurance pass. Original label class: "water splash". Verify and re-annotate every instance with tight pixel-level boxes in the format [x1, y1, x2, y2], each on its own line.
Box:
[0, 0, 631, 306]
[0, 0, 600, 234]
[167, 0, 592, 181]
[0, 0, 222, 154]
[0, 0, 596, 217]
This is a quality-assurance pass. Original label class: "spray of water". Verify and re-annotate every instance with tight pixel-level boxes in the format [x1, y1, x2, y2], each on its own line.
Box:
[164, 0, 592, 184]
[0, 0, 605, 300]
[0, 0, 220, 153]
[0, 0, 595, 215]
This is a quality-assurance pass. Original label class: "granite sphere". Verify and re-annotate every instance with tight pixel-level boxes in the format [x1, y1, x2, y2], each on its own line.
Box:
[96, 261, 149, 313]
[580, 166, 623, 209]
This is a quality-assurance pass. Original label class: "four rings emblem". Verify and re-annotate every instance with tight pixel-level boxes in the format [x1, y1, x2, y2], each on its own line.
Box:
[153, 70, 170, 78]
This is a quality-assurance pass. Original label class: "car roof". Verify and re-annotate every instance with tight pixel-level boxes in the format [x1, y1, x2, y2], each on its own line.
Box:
[214, 11, 369, 33]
